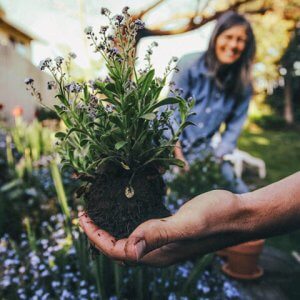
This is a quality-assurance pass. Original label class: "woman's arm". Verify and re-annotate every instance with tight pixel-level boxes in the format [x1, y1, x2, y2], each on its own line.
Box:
[214, 89, 251, 158]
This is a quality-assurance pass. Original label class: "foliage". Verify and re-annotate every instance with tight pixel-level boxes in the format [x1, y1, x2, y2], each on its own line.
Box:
[0, 221, 241, 300]
[168, 155, 229, 201]
[249, 114, 287, 130]
[238, 128, 300, 186]
[0, 120, 242, 299]
[26, 8, 194, 184]
[35, 107, 60, 122]
[250, 12, 294, 93]
[0, 119, 77, 239]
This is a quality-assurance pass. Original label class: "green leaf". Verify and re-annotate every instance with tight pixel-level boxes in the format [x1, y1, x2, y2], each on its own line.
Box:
[55, 132, 66, 139]
[179, 121, 197, 131]
[140, 69, 155, 98]
[144, 97, 183, 114]
[109, 115, 123, 128]
[65, 127, 89, 139]
[55, 94, 68, 106]
[53, 105, 66, 115]
[139, 113, 156, 120]
[155, 158, 185, 168]
[83, 84, 90, 103]
[115, 141, 127, 150]
[102, 97, 120, 107]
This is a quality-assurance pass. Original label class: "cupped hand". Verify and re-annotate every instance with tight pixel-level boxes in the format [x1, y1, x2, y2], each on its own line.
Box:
[78, 212, 205, 267]
[78, 190, 237, 266]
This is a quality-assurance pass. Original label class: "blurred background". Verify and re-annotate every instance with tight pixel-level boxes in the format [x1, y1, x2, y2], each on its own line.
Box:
[0, 0, 300, 299]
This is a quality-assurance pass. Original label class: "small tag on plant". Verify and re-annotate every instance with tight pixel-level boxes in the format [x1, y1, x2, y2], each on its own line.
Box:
[125, 186, 135, 198]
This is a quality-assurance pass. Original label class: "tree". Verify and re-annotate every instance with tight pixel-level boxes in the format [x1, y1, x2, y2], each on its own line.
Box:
[131, 0, 300, 42]
[279, 23, 300, 124]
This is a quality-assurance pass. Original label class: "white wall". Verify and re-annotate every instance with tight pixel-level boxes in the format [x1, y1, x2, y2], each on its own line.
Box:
[0, 44, 56, 123]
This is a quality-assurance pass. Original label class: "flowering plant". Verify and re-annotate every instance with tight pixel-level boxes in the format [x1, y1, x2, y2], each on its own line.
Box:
[26, 7, 194, 238]
[28, 7, 192, 180]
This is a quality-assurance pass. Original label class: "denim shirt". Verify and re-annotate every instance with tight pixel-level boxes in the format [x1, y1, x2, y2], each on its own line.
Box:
[169, 52, 252, 159]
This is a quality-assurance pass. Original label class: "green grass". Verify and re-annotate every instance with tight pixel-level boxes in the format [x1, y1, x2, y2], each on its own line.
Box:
[238, 128, 300, 253]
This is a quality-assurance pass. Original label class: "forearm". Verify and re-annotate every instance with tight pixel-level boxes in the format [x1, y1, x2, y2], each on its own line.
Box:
[124, 173, 300, 265]
[201, 172, 300, 247]
[238, 172, 300, 239]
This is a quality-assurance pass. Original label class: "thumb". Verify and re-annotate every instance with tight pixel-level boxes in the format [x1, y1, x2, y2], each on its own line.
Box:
[125, 218, 175, 261]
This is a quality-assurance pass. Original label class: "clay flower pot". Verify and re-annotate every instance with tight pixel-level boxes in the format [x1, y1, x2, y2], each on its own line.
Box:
[221, 239, 265, 280]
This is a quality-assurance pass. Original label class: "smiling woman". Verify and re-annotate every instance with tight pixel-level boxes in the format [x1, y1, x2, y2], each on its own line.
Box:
[170, 11, 256, 194]
[215, 25, 247, 65]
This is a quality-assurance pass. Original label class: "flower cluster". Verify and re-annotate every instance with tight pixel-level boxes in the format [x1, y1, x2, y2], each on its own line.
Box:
[0, 216, 99, 300]
[25, 78, 42, 102]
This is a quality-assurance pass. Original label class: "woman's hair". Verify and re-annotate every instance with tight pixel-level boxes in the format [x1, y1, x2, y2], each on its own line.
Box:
[204, 11, 256, 97]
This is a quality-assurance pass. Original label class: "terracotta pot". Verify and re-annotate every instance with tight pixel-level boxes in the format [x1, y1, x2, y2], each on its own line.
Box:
[221, 239, 265, 280]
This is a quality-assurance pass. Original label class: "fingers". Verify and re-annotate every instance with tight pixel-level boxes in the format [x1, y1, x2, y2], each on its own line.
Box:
[140, 240, 207, 267]
[78, 212, 127, 260]
[125, 217, 178, 261]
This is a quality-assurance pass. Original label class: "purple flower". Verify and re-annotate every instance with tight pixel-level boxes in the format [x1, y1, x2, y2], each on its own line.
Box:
[54, 56, 64, 65]
[134, 19, 145, 30]
[38, 58, 52, 70]
[65, 82, 82, 93]
[99, 26, 108, 34]
[101, 7, 111, 16]
[122, 6, 130, 14]
[47, 81, 56, 90]
[24, 78, 34, 85]
[114, 14, 124, 24]
[109, 47, 119, 57]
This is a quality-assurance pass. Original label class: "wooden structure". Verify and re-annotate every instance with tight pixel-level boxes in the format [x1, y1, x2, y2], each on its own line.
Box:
[0, 6, 33, 60]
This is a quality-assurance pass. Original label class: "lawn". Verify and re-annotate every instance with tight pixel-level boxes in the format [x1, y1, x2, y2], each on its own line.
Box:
[238, 127, 300, 253]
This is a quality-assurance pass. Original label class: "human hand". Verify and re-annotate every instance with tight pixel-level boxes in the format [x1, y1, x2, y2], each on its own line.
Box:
[79, 212, 205, 266]
[174, 141, 190, 173]
[79, 190, 239, 266]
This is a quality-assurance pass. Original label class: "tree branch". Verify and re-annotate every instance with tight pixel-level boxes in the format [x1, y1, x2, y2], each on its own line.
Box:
[135, 0, 269, 41]
[136, 0, 166, 19]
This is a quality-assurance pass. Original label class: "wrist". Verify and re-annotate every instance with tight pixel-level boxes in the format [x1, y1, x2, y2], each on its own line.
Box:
[201, 191, 256, 240]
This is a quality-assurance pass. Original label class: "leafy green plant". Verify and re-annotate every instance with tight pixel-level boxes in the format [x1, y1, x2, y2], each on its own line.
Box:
[168, 155, 229, 201]
[26, 7, 194, 238]
[26, 7, 193, 188]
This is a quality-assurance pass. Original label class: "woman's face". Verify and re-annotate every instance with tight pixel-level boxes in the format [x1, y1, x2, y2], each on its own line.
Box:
[215, 25, 247, 65]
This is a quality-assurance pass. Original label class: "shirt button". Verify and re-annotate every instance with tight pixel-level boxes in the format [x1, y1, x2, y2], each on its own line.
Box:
[205, 107, 211, 114]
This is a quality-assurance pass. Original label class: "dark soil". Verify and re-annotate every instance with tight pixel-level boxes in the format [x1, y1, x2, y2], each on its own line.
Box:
[84, 164, 170, 239]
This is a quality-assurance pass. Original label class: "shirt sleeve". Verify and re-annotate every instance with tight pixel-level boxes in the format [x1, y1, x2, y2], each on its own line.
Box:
[214, 88, 252, 158]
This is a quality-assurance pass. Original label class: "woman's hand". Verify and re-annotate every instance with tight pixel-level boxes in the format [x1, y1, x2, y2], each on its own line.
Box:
[174, 141, 190, 172]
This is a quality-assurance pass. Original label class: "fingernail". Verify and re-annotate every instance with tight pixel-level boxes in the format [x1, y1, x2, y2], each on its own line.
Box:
[135, 240, 146, 261]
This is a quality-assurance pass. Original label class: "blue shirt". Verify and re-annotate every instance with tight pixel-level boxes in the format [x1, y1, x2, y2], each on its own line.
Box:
[170, 52, 252, 159]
